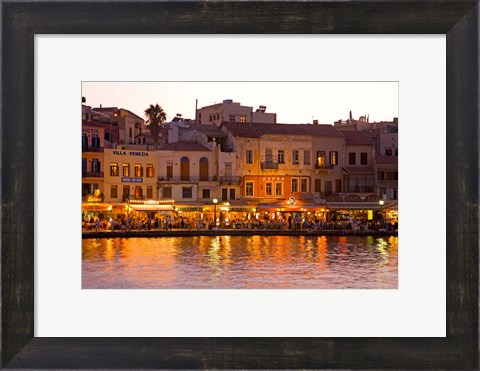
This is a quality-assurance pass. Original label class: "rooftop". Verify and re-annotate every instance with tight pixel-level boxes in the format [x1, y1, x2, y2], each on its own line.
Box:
[223, 122, 344, 138]
[159, 141, 211, 152]
[339, 130, 376, 145]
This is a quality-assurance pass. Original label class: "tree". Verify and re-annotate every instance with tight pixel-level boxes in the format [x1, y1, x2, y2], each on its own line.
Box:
[144, 103, 167, 148]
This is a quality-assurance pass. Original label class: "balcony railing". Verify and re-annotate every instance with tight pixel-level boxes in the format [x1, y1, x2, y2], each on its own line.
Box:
[157, 175, 218, 182]
[82, 146, 104, 153]
[261, 161, 279, 170]
[314, 163, 334, 169]
[82, 171, 104, 178]
[220, 176, 241, 184]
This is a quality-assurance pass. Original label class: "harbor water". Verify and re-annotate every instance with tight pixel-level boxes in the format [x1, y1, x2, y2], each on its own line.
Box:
[82, 235, 398, 289]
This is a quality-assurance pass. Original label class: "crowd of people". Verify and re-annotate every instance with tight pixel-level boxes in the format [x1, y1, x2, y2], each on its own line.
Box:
[83, 214, 398, 232]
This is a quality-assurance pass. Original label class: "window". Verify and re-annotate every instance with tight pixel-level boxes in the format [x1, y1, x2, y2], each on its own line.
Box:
[163, 187, 172, 198]
[385, 148, 393, 156]
[202, 189, 211, 199]
[146, 164, 154, 178]
[292, 178, 298, 192]
[199, 157, 209, 181]
[360, 152, 368, 165]
[329, 151, 338, 165]
[316, 151, 326, 167]
[239, 115, 246, 123]
[135, 186, 143, 199]
[122, 163, 130, 177]
[292, 150, 299, 164]
[245, 181, 254, 196]
[378, 171, 398, 181]
[82, 134, 88, 148]
[91, 158, 100, 172]
[304, 150, 311, 165]
[123, 185, 129, 200]
[91, 134, 100, 148]
[265, 182, 273, 196]
[246, 149, 254, 164]
[275, 182, 282, 196]
[111, 185, 117, 199]
[301, 178, 308, 192]
[314, 179, 321, 193]
[129, 128, 133, 139]
[229, 188, 236, 200]
[348, 152, 356, 165]
[395, 148, 398, 156]
[325, 181, 333, 195]
[134, 164, 143, 177]
[229, 115, 235, 123]
[278, 150, 285, 164]
[180, 156, 190, 181]
[343, 174, 375, 193]
[182, 187, 193, 198]
[335, 179, 342, 193]
[265, 148, 273, 162]
[110, 162, 119, 176]
[166, 161, 173, 179]
[146, 186, 153, 199]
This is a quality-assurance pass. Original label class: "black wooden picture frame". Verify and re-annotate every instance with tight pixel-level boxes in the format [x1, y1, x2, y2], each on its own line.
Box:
[2, 1, 478, 369]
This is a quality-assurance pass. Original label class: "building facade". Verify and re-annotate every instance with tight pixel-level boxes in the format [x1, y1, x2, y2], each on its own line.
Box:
[197, 99, 277, 126]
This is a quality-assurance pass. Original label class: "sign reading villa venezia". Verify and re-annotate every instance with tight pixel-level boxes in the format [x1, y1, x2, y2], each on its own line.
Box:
[113, 150, 149, 156]
[122, 177, 143, 183]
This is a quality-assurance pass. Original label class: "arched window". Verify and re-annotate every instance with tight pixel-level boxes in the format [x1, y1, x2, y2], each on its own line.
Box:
[180, 156, 190, 181]
[199, 157, 208, 181]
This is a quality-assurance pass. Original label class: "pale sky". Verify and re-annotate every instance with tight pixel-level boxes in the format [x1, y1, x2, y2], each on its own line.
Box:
[81, 82, 398, 125]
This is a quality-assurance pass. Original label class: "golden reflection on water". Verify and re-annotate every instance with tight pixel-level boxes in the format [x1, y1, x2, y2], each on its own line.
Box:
[82, 235, 398, 289]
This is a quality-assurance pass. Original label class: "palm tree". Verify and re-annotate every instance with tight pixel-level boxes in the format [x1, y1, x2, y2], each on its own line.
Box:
[144, 103, 167, 148]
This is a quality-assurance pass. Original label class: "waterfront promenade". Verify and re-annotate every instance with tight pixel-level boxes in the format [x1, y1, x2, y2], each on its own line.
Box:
[82, 228, 398, 239]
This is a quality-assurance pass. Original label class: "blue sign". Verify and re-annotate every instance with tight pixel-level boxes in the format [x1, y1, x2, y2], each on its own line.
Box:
[122, 177, 143, 183]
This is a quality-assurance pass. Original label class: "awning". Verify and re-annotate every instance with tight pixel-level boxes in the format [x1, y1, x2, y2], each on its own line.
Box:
[129, 204, 174, 211]
[82, 203, 112, 211]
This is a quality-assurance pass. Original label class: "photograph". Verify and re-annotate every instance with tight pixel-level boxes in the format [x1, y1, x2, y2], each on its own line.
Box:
[81, 81, 398, 289]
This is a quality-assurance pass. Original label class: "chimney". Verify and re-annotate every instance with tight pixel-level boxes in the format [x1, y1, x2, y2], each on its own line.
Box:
[313, 119, 319, 125]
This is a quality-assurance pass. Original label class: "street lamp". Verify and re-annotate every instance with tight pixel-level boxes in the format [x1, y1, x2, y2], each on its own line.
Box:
[213, 198, 218, 228]
[379, 199, 384, 228]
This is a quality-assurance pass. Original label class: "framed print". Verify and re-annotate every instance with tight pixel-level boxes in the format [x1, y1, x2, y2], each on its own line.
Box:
[2, 1, 478, 369]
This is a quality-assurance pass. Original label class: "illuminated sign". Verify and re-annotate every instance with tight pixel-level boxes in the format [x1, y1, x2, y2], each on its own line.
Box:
[86, 195, 103, 203]
[122, 177, 143, 183]
[288, 196, 296, 205]
[367, 210, 373, 220]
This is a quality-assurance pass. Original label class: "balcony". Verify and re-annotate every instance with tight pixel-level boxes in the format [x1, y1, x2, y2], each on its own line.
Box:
[261, 161, 279, 170]
[314, 163, 334, 169]
[82, 146, 104, 153]
[220, 176, 241, 184]
[82, 171, 104, 178]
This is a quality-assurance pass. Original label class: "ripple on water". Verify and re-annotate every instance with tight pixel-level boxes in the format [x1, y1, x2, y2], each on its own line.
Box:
[82, 235, 398, 289]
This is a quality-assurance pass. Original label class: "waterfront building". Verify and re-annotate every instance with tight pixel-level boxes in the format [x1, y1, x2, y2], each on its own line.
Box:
[334, 112, 398, 202]
[102, 148, 166, 218]
[82, 121, 105, 198]
[221, 122, 347, 222]
[196, 99, 277, 126]
[93, 106, 146, 146]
